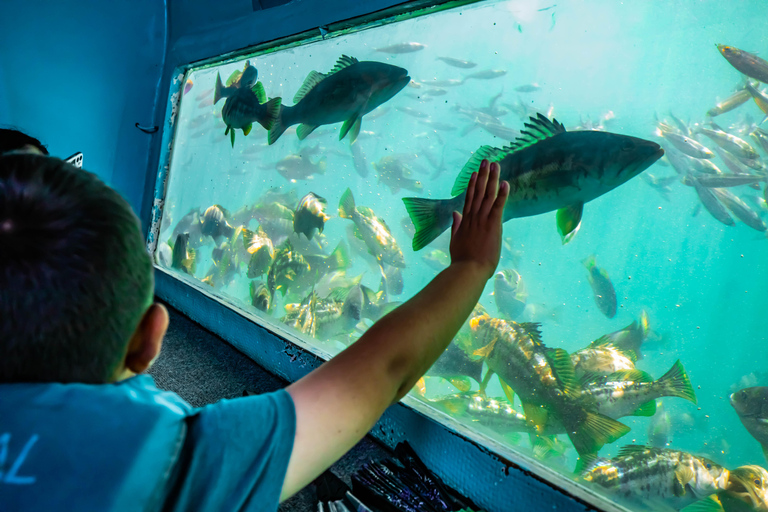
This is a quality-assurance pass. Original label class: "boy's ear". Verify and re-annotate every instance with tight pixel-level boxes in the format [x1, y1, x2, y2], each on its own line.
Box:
[125, 303, 169, 375]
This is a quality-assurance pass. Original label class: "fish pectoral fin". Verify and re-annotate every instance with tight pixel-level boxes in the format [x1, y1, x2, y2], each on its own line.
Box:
[297, 123, 318, 140]
[448, 376, 473, 393]
[679, 495, 725, 512]
[500, 380, 516, 405]
[631, 400, 657, 417]
[251, 81, 267, 103]
[242, 123, 253, 136]
[556, 202, 584, 244]
[478, 368, 495, 394]
[473, 340, 497, 359]
[340, 115, 361, 142]
[674, 467, 695, 497]
[229, 128, 236, 147]
[521, 402, 550, 432]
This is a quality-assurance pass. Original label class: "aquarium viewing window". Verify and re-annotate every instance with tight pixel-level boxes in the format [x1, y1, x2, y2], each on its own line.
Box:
[151, 0, 768, 510]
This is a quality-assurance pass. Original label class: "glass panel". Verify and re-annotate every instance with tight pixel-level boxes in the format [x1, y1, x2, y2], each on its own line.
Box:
[156, 1, 768, 509]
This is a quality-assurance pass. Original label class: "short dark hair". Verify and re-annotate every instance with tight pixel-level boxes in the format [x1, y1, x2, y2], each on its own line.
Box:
[0, 128, 49, 155]
[0, 154, 153, 383]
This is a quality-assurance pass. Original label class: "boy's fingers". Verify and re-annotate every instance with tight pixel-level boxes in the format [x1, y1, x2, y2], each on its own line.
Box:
[472, 160, 490, 215]
[490, 180, 509, 223]
[480, 162, 500, 218]
[451, 211, 462, 238]
[463, 172, 477, 217]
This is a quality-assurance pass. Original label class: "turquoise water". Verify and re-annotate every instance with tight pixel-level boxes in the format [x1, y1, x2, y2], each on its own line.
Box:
[157, 0, 768, 508]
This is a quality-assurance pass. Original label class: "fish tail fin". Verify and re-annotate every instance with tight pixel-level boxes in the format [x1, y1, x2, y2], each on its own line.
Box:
[402, 196, 454, 251]
[338, 188, 356, 219]
[581, 254, 596, 269]
[268, 104, 292, 145]
[328, 241, 351, 270]
[565, 411, 631, 457]
[259, 97, 282, 131]
[214, 72, 224, 105]
[657, 359, 697, 404]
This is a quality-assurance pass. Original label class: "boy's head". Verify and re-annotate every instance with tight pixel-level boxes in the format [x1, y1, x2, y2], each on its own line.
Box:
[0, 154, 166, 384]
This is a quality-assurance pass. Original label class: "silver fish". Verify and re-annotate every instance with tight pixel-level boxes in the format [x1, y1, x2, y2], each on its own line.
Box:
[711, 188, 767, 232]
[695, 125, 760, 161]
[493, 269, 527, 320]
[689, 175, 735, 226]
[707, 87, 751, 117]
[375, 42, 426, 54]
[436, 56, 477, 69]
[463, 69, 507, 81]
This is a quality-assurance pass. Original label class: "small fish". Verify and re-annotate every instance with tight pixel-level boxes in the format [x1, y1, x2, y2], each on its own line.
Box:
[745, 81, 768, 123]
[688, 175, 736, 226]
[718, 45, 768, 84]
[404, 115, 663, 250]
[293, 192, 330, 240]
[380, 263, 404, 296]
[750, 128, 768, 154]
[250, 280, 271, 312]
[195, 88, 213, 101]
[427, 78, 464, 87]
[418, 119, 456, 131]
[463, 69, 507, 82]
[493, 269, 527, 321]
[171, 207, 204, 249]
[395, 106, 429, 119]
[695, 125, 760, 162]
[730, 387, 768, 462]
[711, 188, 768, 232]
[422, 249, 450, 271]
[642, 173, 679, 201]
[571, 343, 636, 379]
[696, 173, 763, 188]
[155, 242, 173, 268]
[373, 155, 424, 194]
[183, 78, 194, 95]
[476, 120, 521, 141]
[648, 402, 671, 448]
[593, 310, 652, 360]
[421, 88, 448, 97]
[375, 42, 426, 54]
[315, 270, 364, 299]
[436, 56, 477, 69]
[339, 188, 405, 268]
[707, 88, 751, 117]
[470, 314, 630, 456]
[577, 361, 697, 420]
[214, 60, 259, 104]
[583, 255, 617, 319]
[581, 445, 729, 505]
[657, 128, 715, 159]
[282, 288, 362, 340]
[275, 153, 327, 182]
[221, 84, 282, 147]
[205, 240, 243, 289]
[514, 83, 541, 93]
[350, 141, 370, 178]
[268, 55, 409, 145]
[267, 241, 310, 298]
[242, 226, 274, 279]
[171, 233, 196, 275]
[201, 205, 236, 243]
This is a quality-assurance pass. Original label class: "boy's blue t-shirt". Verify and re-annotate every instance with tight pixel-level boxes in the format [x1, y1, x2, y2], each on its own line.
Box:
[0, 374, 296, 512]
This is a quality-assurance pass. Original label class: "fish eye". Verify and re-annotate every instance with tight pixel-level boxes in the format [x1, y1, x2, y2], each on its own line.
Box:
[706, 463, 712, 469]
[756, 479, 762, 487]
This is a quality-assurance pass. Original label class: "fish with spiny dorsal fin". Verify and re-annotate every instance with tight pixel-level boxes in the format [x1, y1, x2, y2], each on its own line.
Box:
[221, 82, 281, 147]
[577, 361, 697, 420]
[717, 45, 768, 85]
[339, 188, 405, 268]
[571, 343, 636, 379]
[293, 192, 329, 240]
[268, 55, 410, 145]
[214, 60, 259, 105]
[581, 445, 729, 507]
[403, 114, 663, 250]
[469, 313, 630, 457]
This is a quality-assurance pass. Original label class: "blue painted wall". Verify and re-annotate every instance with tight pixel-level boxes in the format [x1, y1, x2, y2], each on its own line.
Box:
[0, 0, 166, 221]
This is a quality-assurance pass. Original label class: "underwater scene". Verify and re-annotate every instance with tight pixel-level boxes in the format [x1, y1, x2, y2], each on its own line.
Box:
[155, 0, 768, 509]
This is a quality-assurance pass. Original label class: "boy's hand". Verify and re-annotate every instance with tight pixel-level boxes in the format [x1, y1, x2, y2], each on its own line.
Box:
[449, 159, 509, 280]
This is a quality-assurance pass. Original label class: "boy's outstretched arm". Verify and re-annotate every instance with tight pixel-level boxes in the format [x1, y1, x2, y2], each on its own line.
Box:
[281, 160, 509, 501]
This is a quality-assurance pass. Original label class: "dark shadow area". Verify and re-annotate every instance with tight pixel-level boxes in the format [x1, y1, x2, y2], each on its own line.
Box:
[149, 302, 392, 511]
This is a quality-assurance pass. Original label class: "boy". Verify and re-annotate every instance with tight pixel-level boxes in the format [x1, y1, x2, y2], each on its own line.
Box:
[0, 153, 508, 511]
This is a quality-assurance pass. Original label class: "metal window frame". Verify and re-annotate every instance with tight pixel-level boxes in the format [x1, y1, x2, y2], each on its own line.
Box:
[147, 1, 633, 510]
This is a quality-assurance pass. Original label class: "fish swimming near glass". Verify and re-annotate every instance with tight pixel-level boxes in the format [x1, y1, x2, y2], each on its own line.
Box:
[730, 386, 768, 462]
[581, 445, 729, 507]
[171, 233, 196, 275]
[583, 255, 617, 319]
[268, 55, 410, 145]
[403, 114, 664, 250]
[221, 83, 282, 147]
[717, 45, 768, 85]
[214, 60, 259, 105]
[493, 269, 527, 320]
[339, 188, 406, 268]
[294, 192, 330, 240]
[679, 465, 768, 512]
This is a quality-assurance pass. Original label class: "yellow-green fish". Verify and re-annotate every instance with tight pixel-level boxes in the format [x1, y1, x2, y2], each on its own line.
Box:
[339, 188, 405, 268]
[404, 115, 663, 250]
[294, 192, 330, 240]
[213, 60, 259, 104]
[221, 83, 281, 147]
[681, 465, 768, 512]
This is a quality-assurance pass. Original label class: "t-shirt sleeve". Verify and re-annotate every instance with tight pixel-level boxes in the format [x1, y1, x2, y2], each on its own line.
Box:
[164, 389, 296, 512]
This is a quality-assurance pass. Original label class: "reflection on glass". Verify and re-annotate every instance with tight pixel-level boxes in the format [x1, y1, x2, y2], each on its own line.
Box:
[155, 1, 768, 509]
